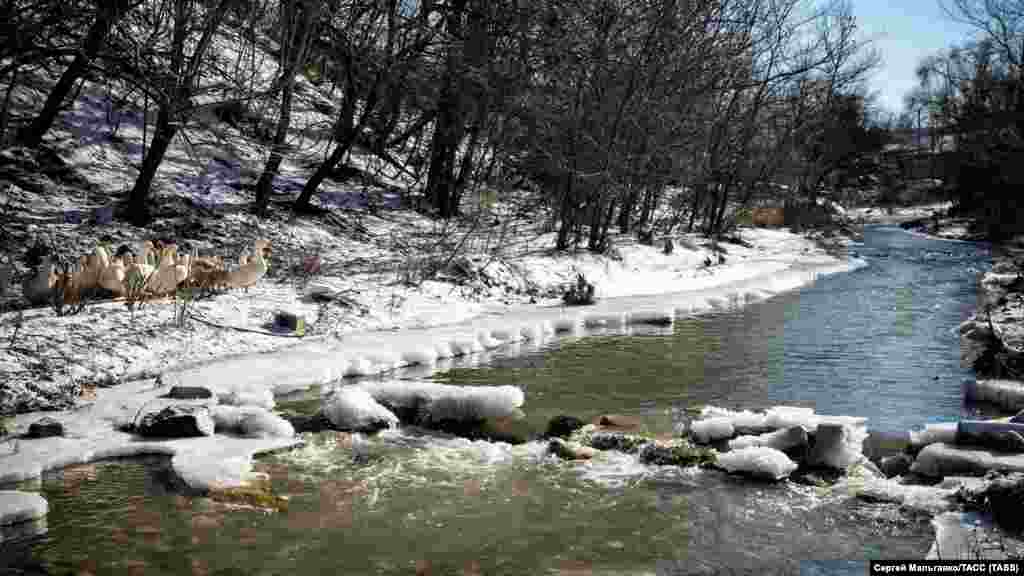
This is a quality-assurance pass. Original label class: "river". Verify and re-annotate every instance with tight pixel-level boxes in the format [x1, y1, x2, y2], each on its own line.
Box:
[5, 225, 993, 575]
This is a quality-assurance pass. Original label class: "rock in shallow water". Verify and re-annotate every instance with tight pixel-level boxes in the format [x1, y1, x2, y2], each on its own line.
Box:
[544, 415, 586, 439]
[638, 441, 717, 467]
[26, 417, 63, 439]
[136, 405, 215, 438]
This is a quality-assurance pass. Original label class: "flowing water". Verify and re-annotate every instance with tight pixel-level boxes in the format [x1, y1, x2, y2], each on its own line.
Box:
[5, 225, 994, 575]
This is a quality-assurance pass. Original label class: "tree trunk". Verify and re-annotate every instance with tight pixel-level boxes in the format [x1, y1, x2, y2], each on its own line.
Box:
[293, 74, 360, 212]
[20, 2, 126, 148]
[556, 174, 574, 250]
[0, 62, 20, 145]
[127, 107, 177, 225]
[424, 102, 464, 218]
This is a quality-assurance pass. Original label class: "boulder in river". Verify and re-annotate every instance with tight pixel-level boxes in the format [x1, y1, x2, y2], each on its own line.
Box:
[26, 417, 63, 439]
[591, 414, 643, 431]
[136, 405, 215, 438]
[544, 415, 586, 439]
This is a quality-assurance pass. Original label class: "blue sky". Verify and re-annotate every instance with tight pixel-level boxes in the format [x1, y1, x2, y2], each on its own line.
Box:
[853, 0, 978, 116]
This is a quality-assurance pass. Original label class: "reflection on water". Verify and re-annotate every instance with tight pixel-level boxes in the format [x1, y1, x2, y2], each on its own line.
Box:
[6, 225, 989, 574]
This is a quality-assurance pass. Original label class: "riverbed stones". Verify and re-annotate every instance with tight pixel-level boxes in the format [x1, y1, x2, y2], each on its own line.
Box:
[638, 441, 717, 467]
[136, 405, 215, 438]
[0, 491, 48, 526]
[548, 438, 597, 460]
[544, 415, 586, 439]
[25, 417, 63, 439]
[166, 386, 213, 400]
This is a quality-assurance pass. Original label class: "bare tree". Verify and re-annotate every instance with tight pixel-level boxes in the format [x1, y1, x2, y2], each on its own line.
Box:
[124, 0, 238, 225]
[19, 0, 140, 148]
[252, 0, 320, 216]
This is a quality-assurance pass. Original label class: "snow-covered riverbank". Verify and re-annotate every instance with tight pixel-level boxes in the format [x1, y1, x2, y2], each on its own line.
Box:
[0, 202, 853, 416]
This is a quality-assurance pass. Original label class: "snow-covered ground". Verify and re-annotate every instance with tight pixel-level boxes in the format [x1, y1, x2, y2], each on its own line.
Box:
[0, 200, 856, 415]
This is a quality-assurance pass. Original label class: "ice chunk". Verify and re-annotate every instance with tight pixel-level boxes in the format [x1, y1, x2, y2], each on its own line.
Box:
[689, 417, 735, 443]
[695, 407, 770, 434]
[717, 447, 797, 480]
[323, 386, 399, 432]
[764, 406, 819, 430]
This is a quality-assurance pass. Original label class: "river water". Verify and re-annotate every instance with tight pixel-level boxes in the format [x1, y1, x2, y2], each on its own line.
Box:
[6, 225, 993, 575]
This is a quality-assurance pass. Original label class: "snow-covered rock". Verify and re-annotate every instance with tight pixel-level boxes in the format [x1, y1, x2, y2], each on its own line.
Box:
[853, 477, 959, 515]
[211, 406, 295, 438]
[912, 442, 1024, 477]
[716, 447, 798, 480]
[689, 417, 735, 444]
[728, 426, 808, 453]
[136, 405, 215, 438]
[219, 386, 275, 410]
[807, 423, 867, 470]
[0, 491, 48, 526]
[323, 386, 399, 433]
[358, 380, 525, 426]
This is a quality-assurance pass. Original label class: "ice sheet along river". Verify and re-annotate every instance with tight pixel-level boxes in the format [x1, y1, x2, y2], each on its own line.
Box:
[4, 224, 995, 575]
